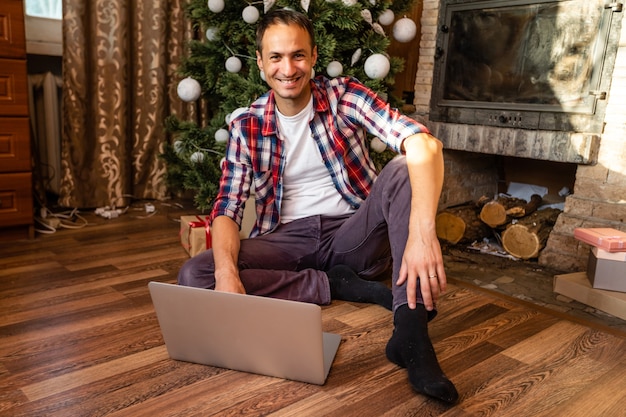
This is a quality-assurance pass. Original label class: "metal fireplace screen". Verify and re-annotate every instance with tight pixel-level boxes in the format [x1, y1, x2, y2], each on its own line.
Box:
[430, 0, 621, 132]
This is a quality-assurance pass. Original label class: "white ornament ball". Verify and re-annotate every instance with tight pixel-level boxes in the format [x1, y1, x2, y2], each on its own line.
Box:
[326, 61, 343, 77]
[215, 128, 229, 143]
[393, 17, 417, 43]
[364, 54, 390, 80]
[207, 0, 224, 13]
[378, 9, 395, 26]
[205, 27, 218, 41]
[259, 69, 266, 81]
[242, 5, 260, 24]
[173, 140, 184, 155]
[370, 137, 387, 153]
[177, 77, 201, 102]
[190, 151, 205, 164]
[225, 56, 242, 73]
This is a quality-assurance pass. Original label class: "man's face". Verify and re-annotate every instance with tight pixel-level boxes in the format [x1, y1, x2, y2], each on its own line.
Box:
[256, 23, 317, 115]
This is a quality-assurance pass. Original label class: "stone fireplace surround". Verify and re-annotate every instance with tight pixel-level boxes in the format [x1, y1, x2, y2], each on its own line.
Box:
[411, 0, 626, 272]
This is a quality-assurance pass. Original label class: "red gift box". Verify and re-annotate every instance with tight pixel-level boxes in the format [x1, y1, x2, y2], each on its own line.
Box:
[180, 215, 212, 257]
[574, 227, 626, 252]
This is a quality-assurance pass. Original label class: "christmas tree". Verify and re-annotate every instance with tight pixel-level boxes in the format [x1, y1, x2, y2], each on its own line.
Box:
[162, 0, 418, 210]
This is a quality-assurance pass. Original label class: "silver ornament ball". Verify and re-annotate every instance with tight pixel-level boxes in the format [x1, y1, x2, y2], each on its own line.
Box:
[326, 61, 343, 78]
[242, 5, 260, 24]
[215, 128, 229, 143]
[393, 17, 417, 43]
[190, 151, 205, 164]
[177, 77, 201, 102]
[364, 54, 390, 80]
[207, 0, 224, 13]
[173, 140, 184, 155]
[225, 56, 242, 73]
[205, 27, 218, 41]
[378, 9, 394, 26]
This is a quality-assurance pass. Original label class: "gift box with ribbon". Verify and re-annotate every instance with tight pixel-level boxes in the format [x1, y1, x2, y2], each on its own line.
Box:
[180, 215, 212, 257]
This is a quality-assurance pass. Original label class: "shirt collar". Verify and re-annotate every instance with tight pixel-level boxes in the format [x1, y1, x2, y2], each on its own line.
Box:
[261, 79, 329, 136]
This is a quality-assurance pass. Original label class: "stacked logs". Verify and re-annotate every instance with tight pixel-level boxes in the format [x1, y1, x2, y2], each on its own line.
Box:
[436, 194, 561, 259]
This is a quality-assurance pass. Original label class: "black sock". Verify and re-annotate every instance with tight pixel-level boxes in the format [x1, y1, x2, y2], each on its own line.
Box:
[386, 304, 459, 404]
[326, 265, 392, 310]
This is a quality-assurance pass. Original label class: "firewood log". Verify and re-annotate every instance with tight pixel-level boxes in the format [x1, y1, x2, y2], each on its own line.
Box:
[436, 204, 490, 244]
[501, 208, 561, 259]
[480, 200, 508, 228]
[479, 195, 542, 228]
[506, 194, 543, 218]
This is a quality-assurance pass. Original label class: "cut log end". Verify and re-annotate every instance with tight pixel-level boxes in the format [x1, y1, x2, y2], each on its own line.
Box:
[501, 224, 542, 259]
[436, 212, 466, 244]
[480, 201, 507, 228]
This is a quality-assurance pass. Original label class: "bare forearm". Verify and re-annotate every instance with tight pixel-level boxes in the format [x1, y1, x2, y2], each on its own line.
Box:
[398, 132, 446, 310]
[404, 133, 444, 235]
[211, 215, 246, 293]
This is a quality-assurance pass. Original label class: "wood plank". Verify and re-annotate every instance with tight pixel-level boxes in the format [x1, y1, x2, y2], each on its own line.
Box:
[533, 355, 626, 417]
[267, 391, 342, 416]
[500, 320, 588, 364]
[0, 261, 64, 278]
[64, 245, 187, 271]
[0, 268, 170, 312]
[0, 300, 154, 356]
[435, 307, 544, 362]
[21, 346, 170, 401]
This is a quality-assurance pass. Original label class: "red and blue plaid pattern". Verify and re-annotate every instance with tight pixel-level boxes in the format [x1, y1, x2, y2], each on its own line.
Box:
[210, 76, 429, 237]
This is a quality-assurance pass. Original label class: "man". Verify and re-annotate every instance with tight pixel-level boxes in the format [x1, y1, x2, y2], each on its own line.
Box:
[178, 9, 458, 403]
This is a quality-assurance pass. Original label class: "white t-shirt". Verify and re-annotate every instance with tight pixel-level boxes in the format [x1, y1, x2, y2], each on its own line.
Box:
[277, 98, 355, 223]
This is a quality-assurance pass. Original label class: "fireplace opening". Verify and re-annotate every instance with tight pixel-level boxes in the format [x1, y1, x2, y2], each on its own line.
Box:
[439, 151, 578, 260]
[442, 151, 576, 210]
[496, 156, 577, 204]
[430, 0, 621, 133]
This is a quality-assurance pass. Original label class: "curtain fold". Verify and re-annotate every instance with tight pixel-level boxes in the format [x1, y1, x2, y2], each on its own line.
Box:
[60, 0, 192, 208]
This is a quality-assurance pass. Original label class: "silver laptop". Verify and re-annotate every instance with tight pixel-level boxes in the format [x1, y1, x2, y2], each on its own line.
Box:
[148, 281, 342, 385]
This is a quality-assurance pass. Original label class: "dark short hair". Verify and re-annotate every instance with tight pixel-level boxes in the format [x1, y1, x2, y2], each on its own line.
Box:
[256, 9, 316, 54]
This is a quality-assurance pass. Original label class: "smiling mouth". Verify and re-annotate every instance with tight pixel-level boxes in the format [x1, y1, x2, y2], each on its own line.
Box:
[276, 75, 302, 85]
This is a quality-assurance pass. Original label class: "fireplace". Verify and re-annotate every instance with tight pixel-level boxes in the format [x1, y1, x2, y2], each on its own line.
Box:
[424, 0, 623, 164]
[431, 0, 619, 134]
[411, 0, 626, 271]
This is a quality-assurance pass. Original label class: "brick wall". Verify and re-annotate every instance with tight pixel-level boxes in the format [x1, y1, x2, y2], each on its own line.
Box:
[540, 21, 626, 271]
[413, 0, 626, 272]
[440, 150, 497, 208]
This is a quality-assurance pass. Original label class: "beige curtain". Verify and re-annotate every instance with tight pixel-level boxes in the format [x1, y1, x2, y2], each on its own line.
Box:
[60, 0, 192, 208]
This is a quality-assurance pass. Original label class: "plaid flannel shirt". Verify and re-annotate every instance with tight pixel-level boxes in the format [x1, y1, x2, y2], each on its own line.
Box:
[210, 76, 429, 237]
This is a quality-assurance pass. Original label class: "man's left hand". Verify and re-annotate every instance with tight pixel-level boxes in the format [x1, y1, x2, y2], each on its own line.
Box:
[396, 231, 447, 311]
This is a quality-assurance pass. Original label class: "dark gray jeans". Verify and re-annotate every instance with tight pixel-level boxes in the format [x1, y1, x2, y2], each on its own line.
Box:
[178, 156, 423, 311]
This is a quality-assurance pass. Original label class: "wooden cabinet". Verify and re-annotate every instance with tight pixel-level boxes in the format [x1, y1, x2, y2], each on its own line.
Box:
[0, 0, 34, 239]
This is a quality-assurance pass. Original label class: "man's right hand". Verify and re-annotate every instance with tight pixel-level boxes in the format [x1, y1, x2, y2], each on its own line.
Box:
[215, 272, 246, 294]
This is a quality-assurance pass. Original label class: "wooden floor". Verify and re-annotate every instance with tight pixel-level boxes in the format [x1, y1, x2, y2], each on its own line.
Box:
[1, 203, 625, 417]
